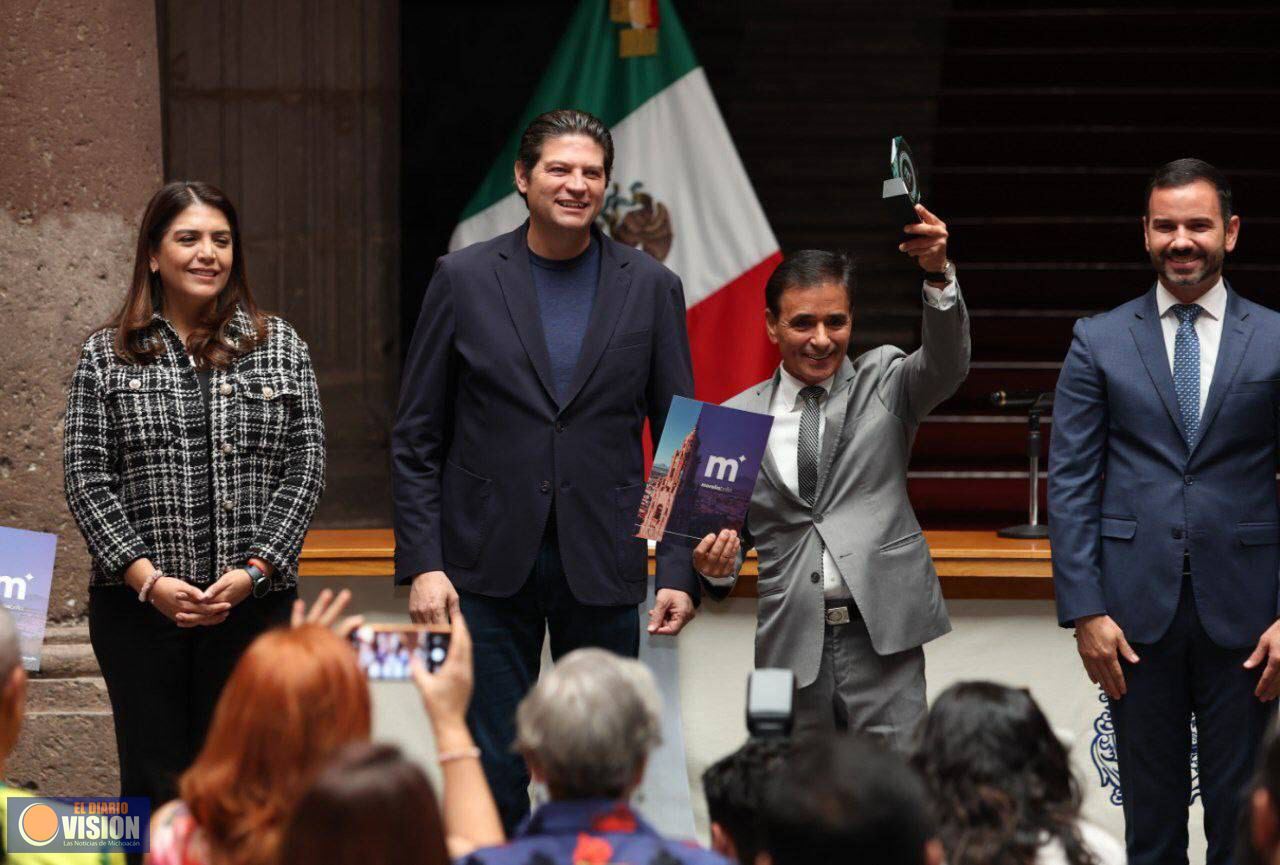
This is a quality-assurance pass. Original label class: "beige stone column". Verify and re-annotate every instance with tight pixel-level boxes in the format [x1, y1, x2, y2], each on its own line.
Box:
[0, 0, 163, 617]
[0, 0, 162, 794]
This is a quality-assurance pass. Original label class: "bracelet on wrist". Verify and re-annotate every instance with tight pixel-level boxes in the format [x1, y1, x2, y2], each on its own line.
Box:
[436, 746, 482, 765]
[137, 570, 163, 604]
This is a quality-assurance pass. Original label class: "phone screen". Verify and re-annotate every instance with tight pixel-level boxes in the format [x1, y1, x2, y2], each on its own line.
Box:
[349, 624, 450, 680]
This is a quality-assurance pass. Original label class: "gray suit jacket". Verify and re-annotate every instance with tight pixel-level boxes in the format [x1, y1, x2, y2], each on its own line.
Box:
[708, 290, 970, 686]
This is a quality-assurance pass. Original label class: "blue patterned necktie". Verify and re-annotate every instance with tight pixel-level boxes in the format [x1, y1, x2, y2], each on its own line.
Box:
[1172, 303, 1203, 446]
[797, 386, 824, 505]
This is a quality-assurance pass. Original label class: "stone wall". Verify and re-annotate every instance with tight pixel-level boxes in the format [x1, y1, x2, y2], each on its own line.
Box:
[1, 0, 163, 794]
[0, 0, 163, 619]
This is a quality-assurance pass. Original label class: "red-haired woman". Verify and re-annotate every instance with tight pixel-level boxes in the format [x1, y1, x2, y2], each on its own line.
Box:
[149, 608, 503, 865]
[147, 625, 370, 865]
[62, 182, 325, 811]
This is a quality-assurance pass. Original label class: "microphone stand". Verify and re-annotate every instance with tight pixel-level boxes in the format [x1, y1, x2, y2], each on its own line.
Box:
[997, 392, 1053, 539]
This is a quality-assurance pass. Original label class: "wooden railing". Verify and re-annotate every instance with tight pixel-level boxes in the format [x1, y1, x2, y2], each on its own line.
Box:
[299, 530, 1053, 600]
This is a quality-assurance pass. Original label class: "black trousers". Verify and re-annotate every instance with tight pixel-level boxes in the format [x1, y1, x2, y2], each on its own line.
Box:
[458, 517, 640, 834]
[1110, 573, 1275, 865]
[89, 585, 296, 808]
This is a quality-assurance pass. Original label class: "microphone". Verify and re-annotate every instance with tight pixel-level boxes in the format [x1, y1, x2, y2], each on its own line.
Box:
[990, 390, 1054, 410]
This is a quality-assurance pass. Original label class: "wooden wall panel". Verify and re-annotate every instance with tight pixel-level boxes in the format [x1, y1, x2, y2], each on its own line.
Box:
[160, 0, 400, 527]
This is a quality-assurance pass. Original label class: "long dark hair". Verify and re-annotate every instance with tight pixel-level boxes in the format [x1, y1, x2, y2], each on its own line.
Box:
[913, 681, 1099, 865]
[109, 181, 267, 368]
[278, 742, 449, 865]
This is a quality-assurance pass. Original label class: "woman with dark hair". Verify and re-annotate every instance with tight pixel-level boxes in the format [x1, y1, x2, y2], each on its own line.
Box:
[63, 181, 325, 811]
[913, 681, 1125, 865]
[278, 743, 449, 865]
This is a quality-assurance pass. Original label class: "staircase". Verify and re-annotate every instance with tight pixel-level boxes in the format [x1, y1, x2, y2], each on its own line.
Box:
[908, 2, 1280, 529]
[7, 624, 118, 796]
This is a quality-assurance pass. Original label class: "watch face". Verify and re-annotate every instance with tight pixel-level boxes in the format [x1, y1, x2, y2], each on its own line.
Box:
[890, 136, 920, 205]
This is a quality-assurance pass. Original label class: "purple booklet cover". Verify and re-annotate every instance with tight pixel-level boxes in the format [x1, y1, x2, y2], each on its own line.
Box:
[636, 396, 774, 547]
[0, 526, 56, 671]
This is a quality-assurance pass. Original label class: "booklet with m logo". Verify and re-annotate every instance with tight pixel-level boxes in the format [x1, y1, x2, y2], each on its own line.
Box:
[636, 396, 774, 546]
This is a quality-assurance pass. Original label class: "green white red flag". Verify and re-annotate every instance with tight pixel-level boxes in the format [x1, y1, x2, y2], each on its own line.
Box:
[448, 0, 781, 403]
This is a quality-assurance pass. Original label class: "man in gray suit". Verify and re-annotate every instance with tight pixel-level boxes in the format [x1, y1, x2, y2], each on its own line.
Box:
[697, 205, 968, 747]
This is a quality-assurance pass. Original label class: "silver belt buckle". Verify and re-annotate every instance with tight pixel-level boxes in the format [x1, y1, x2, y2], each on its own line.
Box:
[825, 606, 850, 626]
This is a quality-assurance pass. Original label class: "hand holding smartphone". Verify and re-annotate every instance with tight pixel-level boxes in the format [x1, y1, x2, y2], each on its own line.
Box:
[349, 623, 451, 680]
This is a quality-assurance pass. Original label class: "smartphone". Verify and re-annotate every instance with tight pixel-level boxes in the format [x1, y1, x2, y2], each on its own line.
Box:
[349, 624, 450, 680]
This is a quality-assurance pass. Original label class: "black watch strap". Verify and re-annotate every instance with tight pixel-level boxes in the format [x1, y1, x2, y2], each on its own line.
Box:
[245, 563, 270, 598]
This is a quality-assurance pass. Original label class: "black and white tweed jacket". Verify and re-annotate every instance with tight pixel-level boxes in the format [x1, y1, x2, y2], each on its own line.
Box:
[63, 309, 325, 592]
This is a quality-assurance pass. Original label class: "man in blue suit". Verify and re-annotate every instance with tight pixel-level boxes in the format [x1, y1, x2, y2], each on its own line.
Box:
[1050, 158, 1280, 865]
[391, 109, 698, 831]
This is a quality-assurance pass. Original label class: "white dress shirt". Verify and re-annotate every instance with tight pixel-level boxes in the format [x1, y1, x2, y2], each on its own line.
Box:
[1156, 277, 1225, 418]
[769, 365, 848, 598]
[703, 280, 957, 599]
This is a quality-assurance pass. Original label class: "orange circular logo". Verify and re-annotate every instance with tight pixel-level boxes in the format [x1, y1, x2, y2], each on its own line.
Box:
[18, 802, 59, 846]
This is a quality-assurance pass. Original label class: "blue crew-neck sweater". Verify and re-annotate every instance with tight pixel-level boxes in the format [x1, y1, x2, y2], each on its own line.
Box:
[528, 238, 601, 402]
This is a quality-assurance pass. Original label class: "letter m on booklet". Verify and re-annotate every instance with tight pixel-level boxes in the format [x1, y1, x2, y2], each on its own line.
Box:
[636, 396, 773, 547]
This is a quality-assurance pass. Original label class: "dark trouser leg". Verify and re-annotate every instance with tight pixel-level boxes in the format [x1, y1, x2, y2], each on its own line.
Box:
[1190, 593, 1275, 865]
[459, 576, 545, 835]
[1111, 578, 1194, 865]
[89, 586, 194, 807]
[542, 528, 639, 662]
[188, 588, 296, 754]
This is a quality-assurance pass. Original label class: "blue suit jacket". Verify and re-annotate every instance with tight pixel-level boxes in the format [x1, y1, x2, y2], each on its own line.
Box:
[390, 222, 697, 605]
[1049, 285, 1280, 648]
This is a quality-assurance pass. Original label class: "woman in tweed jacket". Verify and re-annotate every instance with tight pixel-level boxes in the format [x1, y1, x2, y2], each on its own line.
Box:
[63, 181, 324, 810]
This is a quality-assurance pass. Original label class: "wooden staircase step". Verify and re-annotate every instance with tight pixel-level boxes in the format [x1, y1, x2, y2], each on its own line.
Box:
[913, 416, 1050, 468]
[908, 474, 1046, 527]
[946, 9, 1280, 51]
[941, 263, 1276, 309]
[934, 126, 1280, 169]
[938, 89, 1280, 127]
[949, 217, 1280, 264]
[931, 167, 1280, 217]
[938, 363, 1062, 413]
[944, 49, 1280, 88]
[970, 313, 1078, 361]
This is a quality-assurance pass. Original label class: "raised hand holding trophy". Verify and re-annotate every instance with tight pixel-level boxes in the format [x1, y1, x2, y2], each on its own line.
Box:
[882, 136, 925, 227]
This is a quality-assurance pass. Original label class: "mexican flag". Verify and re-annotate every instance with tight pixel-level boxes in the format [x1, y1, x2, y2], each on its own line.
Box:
[448, 0, 781, 404]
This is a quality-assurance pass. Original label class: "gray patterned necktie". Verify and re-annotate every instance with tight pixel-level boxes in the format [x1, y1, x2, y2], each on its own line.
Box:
[1172, 303, 1203, 446]
[798, 386, 824, 504]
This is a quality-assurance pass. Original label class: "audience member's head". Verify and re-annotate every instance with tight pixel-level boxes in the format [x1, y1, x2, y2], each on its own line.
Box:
[1246, 718, 1280, 865]
[0, 608, 26, 768]
[702, 737, 790, 865]
[514, 647, 662, 801]
[279, 742, 448, 865]
[179, 624, 372, 865]
[914, 681, 1090, 865]
[758, 736, 941, 865]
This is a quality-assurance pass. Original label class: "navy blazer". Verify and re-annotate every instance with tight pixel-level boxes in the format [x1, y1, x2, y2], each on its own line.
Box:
[391, 222, 697, 605]
[1049, 285, 1280, 648]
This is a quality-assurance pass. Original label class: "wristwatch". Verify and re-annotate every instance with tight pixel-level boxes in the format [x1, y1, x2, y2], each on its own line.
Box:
[924, 260, 956, 286]
[244, 563, 270, 598]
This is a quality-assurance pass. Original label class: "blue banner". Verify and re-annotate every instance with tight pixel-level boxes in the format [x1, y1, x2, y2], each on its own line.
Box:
[0, 526, 56, 672]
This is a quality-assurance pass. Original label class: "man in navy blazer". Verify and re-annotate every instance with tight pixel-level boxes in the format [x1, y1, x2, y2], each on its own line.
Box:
[391, 109, 698, 831]
[1050, 159, 1280, 865]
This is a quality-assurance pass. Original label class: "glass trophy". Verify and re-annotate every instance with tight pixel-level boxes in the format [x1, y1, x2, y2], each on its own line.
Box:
[882, 136, 924, 227]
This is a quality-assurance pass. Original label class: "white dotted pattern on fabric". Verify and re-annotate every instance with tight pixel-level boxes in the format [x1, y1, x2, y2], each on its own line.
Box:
[1172, 303, 1203, 446]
